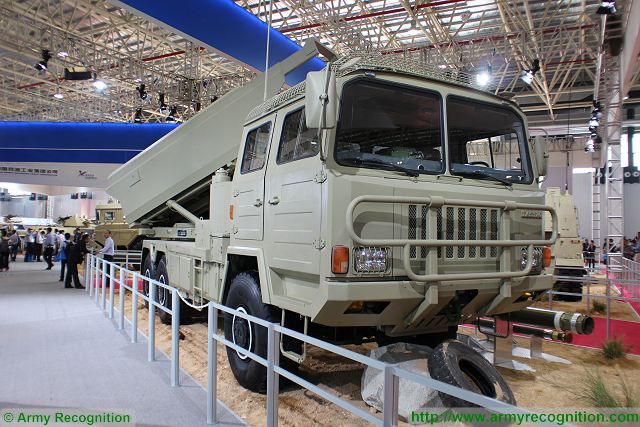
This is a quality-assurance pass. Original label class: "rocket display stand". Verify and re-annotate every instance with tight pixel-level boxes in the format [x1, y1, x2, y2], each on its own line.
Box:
[460, 317, 571, 372]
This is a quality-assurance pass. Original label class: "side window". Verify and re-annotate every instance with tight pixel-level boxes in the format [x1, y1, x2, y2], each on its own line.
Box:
[241, 122, 272, 174]
[277, 108, 319, 164]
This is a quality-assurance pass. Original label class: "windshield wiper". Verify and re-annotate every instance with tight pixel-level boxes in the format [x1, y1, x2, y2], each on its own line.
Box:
[342, 156, 420, 177]
[454, 168, 513, 186]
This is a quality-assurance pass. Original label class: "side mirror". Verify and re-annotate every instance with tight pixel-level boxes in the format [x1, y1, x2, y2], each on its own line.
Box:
[533, 136, 548, 177]
[305, 67, 337, 129]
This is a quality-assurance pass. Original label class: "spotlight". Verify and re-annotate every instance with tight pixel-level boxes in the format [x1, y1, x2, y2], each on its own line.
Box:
[585, 138, 595, 153]
[166, 106, 178, 122]
[520, 59, 540, 85]
[92, 73, 107, 92]
[34, 49, 51, 74]
[476, 65, 492, 87]
[596, 0, 616, 14]
[136, 83, 148, 101]
[476, 72, 490, 87]
[159, 93, 168, 113]
[134, 108, 143, 124]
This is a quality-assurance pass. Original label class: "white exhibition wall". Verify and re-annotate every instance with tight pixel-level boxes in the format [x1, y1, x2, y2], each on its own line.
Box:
[0, 190, 109, 221]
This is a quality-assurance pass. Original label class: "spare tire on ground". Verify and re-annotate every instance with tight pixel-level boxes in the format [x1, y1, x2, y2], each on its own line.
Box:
[428, 340, 516, 408]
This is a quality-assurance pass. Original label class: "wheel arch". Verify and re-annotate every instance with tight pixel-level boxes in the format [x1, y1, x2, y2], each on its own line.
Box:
[221, 246, 271, 305]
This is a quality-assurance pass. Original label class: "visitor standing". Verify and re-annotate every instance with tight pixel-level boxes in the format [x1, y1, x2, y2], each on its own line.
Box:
[0, 230, 9, 271]
[43, 227, 56, 269]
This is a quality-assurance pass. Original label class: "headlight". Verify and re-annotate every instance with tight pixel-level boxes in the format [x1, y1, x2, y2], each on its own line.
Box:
[521, 247, 543, 274]
[353, 247, 390, 273]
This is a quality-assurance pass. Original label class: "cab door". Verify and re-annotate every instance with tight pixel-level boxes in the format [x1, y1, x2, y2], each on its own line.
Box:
[231, 119, 274, 241]
[264, 106, 322, 275]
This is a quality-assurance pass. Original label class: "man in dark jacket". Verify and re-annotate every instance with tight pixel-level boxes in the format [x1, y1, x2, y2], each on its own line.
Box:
[65, 234, 88, 289]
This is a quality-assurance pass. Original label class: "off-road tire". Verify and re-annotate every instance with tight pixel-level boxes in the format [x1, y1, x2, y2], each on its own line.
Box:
[224, 271, 298, 393]
[142, 255, 153, 309]
[154, 256, 193, 325]
[428, 340, 516, 407]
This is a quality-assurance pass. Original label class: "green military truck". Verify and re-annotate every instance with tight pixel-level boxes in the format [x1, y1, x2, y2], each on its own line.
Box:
[108, 41, 558, 393]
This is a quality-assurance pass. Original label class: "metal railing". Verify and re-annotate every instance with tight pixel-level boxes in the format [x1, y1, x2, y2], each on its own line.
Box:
[205, 301, 537, 427]
[84, 253, 548, 427]
[545, 252, 640, 340]
[85, 253, 181, 386]
[346, 195, 558, 282]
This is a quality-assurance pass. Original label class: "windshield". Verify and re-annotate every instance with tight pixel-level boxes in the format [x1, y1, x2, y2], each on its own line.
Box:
[335, 79, 444, 174]
[447, 96, 532, 184]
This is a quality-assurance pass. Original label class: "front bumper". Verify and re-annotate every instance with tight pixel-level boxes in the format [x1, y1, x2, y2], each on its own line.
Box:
[312, 274, 553, 337]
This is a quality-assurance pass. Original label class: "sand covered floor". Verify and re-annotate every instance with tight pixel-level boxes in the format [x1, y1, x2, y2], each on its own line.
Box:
[109, 290, 640, 426]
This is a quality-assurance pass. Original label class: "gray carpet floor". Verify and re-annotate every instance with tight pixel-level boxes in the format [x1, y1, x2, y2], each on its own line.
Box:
[0, 261, 245, 427]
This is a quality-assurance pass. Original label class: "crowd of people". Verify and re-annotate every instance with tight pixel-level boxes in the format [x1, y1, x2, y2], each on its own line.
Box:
[0, 227, 115, 289]
[583, 233, 640, 269]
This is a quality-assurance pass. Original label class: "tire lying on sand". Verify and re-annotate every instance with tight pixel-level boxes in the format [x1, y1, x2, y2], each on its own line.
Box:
[427, 340, 516, 407]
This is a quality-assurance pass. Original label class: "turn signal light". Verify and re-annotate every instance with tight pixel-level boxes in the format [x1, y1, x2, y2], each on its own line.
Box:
[229, 204, 234, 220]
[543, 247, 552, 267]
[332, 246, 349, 274]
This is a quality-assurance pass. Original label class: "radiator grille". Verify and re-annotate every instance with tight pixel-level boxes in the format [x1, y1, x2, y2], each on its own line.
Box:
[407, 205, 499, 260]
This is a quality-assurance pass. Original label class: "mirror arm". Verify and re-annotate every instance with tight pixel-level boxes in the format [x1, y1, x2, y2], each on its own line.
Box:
[317, 66, 333, 162]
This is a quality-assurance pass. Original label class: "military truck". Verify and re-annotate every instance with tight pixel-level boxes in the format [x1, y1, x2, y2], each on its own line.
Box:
[93, 203, 149, 250]
[544, 188, 587, 301]
[108, 41, 557, 393]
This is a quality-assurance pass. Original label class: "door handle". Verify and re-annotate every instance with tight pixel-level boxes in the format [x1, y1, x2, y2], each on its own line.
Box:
[253, 199, 263, 207]
[268, 196, 280, 205]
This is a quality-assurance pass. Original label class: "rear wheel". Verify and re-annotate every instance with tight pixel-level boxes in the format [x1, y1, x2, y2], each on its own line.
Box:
[154, 256, 192, 325]
[142, 255, 153, 309]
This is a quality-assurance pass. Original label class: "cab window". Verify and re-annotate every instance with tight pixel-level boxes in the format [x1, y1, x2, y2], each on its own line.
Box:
[241, 122, 272, 173]
[277, 108, 319, 164]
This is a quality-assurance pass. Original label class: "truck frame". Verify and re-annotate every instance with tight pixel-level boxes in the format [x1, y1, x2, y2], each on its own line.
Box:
[108, 40, 558, 392]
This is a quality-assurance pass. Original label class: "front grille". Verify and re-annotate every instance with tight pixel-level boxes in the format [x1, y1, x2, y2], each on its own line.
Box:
[407, 205, 500, 260]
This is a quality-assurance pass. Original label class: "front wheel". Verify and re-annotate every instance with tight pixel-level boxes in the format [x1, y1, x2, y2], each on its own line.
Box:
[224, 271, 283, 393]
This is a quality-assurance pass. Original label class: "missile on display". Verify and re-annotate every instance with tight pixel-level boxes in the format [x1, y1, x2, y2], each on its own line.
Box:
[507, 307, 594, 335]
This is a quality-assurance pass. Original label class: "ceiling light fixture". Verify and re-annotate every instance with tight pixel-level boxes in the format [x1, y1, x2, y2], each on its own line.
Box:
[596, 0, 616, 14]
[520, 59, 541, 85]
[166, 106, 178, 122]
[57, 51, 69, 58]
[476, 66, 492, 87]
[53, 89, 64, 99]
[136, 83, 148, 101]
[34, 49, 52, 74]
[159, 93, 168, 113]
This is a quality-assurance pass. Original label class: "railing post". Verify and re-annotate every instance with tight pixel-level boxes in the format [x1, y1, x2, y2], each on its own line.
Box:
[94, 258, 104, 306]
[148, 281, 156, 362]
[266, 322, 279, 427]
[101, 259, 107, 312]
[207, 304, 218, 425]
[84, 254, 90, 290]
[131, 282, 138, 344]
[119, 268, 125, 330]
[171, 288, 180, 387]
[109, 263, 115, 319]
[88, 255, 94, 297]
[383, 365, 399, 427]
